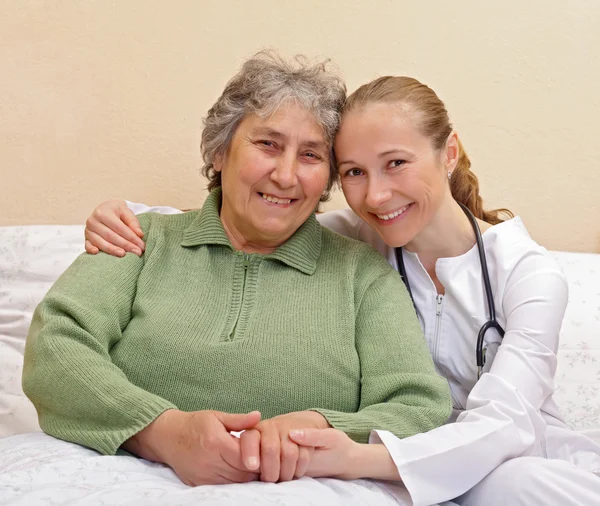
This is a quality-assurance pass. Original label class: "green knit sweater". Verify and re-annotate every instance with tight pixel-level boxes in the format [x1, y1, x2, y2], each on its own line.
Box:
[23, 190, 451, 456]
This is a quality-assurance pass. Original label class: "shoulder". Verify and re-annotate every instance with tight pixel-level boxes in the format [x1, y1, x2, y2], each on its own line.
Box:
[317, 208, 393, 258]
[320, 225, 390, 266]
[319, 225, 401, 294]
[137, 210, 198, 236]
[317, 208, 363, 239]
[487, 217, 568, 306]
[488, 217, 564, 274]
[137, 211, 199, 254]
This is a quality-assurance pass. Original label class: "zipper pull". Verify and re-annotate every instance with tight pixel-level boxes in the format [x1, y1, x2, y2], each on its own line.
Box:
[436, 294, 443, 316]
[243, 253, 250, 269]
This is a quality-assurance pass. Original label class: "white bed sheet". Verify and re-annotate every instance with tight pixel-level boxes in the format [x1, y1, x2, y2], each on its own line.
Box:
[0, 432, 414, 506]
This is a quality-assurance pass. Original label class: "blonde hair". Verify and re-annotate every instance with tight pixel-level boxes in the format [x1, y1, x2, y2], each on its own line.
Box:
[201, 50, 346, 202]
[344, 76, 512, 224]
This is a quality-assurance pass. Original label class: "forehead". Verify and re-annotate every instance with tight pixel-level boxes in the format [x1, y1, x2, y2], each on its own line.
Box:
[238, 103, 329, 146]
[334, 103, 437, 162]
[341, 103, 425, 140]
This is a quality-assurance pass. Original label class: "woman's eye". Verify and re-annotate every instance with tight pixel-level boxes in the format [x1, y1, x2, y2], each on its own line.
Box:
[258, 140, 276, 148]
[344, 168, 364, 177]
[303, 152, 321, 160]
[389, 160, 406, 168]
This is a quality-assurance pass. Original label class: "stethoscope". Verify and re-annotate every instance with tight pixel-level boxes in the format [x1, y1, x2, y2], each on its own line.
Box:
[395, 203, 505, 380]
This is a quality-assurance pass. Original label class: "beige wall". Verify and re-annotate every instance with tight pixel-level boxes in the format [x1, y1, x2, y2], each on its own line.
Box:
[1, 1, 599, 252]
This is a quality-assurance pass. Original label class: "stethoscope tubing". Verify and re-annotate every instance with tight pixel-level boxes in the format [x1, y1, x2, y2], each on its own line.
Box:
[395, 203, 505, 380]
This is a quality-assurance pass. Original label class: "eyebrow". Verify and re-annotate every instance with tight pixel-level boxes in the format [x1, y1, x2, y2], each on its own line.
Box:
[338, 149, 412, 167]
[303, 140, 328, 151]
[251, 127, 285, 139]
[250, 127, 328, 151]
[378, 149, 409, 158]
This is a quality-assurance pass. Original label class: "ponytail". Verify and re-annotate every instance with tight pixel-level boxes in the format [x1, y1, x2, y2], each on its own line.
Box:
[450, 139, 513, 225]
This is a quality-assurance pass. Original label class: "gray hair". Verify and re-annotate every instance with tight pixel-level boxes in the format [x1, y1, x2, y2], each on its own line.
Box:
[200, 50, 347, 202]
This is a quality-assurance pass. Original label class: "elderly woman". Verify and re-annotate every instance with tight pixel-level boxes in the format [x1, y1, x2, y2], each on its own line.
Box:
[22, 52, 451, 488]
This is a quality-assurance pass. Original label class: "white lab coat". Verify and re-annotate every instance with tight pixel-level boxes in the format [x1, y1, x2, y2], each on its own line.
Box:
[318, 208, 600, 505]
[129, 202, 600, 505]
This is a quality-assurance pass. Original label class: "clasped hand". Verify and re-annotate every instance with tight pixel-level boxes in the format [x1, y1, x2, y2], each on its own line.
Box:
[239, 410, 330, 483]
[131, 409, 330, 486]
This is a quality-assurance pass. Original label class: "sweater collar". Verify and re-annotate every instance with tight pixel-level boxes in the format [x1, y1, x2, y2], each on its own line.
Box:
[181, 189, 322, 275]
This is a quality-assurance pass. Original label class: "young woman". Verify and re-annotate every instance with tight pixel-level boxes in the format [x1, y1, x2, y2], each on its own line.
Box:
[84, 75, 600, 505]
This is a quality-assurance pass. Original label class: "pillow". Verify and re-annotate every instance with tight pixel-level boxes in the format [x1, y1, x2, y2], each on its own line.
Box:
[0, 225, 85, 438]
[551, 251, 600, 444]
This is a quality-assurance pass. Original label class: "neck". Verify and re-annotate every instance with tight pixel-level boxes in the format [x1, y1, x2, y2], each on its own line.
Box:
[405, 197, 477, 263]
[220, 210, 282, 255]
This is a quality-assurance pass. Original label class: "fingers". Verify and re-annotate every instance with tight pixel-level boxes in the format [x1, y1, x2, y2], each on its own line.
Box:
[294, 446, 313, 479]
[218, 411, 261, 432]
[84, 230, 126, 257]
[279, 435, 299, 482]
[260, 424, 281, 483]
[85, 203, 146, 255]
[289, 428, 339, 448]
[105, 216, 145, 253]
[87, 213, 145, 254]
[239, 429, 261, 472]
[120, 207, 145, 240]
[219, 432, 260, 483]
[86, 220, 143, 256]
[85, 240, 99, 255]
[166, 410, 260, 487]
[240, 423, 306, 481]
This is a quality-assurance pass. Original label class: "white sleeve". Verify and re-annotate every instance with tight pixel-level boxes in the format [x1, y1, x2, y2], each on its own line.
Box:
[125, 201, 183, 216]
[316, 208, 361, 239]
[317, 209, 395, 261]
[371, 254, 568, 506]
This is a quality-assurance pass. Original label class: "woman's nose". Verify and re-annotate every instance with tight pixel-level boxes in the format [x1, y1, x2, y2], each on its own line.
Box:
[365, 177, 392, 209]
[270, 153, 299, 188]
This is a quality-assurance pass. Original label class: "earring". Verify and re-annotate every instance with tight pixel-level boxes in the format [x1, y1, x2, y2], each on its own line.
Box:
[448, 171, 452, 179]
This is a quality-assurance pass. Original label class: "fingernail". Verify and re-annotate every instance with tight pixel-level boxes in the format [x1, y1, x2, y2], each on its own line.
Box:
[247, 457, 259, 470]
[133, 248, 142, 256]
[117, 249, 126, 257]
[290, 430, 304, 439]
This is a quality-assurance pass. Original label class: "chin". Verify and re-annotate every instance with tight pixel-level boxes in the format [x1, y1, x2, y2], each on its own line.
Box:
[371, 224, 416, 249]
[366, 211, 420, 249]
[258, 222, 292, 238]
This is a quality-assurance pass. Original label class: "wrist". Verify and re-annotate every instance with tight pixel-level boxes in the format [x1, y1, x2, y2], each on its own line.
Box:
[354, 444, 401, 482]
[306, 410, 332, 429]
[123, 408, 181, 464]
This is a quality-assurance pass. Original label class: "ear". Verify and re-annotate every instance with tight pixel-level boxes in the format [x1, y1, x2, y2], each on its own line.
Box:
[213, 153, 224, 173]
[444, 131, 460, 173]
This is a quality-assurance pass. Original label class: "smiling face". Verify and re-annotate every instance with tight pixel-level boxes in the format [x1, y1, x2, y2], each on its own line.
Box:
[335, 102, 458, 248]
[216, 102, 331, 253]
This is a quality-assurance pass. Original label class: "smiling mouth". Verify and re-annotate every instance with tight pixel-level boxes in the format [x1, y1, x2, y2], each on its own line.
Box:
[374, 204, 411, 221]
[258, 192, 297, 206]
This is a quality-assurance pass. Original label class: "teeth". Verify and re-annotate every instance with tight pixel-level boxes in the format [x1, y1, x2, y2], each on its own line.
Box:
[261, 193, 292, 205]
[376, 205, 410, 221]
